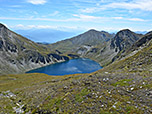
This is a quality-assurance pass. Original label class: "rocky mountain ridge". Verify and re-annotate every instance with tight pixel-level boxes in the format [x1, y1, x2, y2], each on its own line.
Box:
[49, 28, 143, 66]
[48, 29, 114, 53]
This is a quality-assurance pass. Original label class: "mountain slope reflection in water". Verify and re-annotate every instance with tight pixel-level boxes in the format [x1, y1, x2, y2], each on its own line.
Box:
[27, 58, 102, 75]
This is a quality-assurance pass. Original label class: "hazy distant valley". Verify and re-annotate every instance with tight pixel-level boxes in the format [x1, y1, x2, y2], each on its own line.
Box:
[15, 29, 79, 43]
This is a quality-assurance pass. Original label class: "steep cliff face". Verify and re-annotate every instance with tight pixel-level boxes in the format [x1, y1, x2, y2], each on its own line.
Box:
[104, 32, 152, 73]
[131, 31, 152, 49]
[0, 23, 69, 74]
[110, 29, 142, 51]
[109, 29, 142, 62]
[117, 30, 152, 61]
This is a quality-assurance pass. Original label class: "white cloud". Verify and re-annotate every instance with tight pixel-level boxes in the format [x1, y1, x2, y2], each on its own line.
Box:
[48, 11, 59, 16]
[73, 14, 105, 21]
[33, 11, 38, 15]
[0, 17, 63, 21]
[0, 15, 146, 23]
[10, 24, 85, 32]
[0, 15, 103, 22]
[112, 17, 123, 20]
[127, 18, 145, 21]
[15, 24, 25, 28]
[8, 23, 152, 33]
[27, 0, 47, 5]
[81, 7, 98, 13]
[112, 17, 145, 22]
[81, 0, 152, 13]
[73, 15, 146, 22]
[11, 24, 55, 29]
[9, 5, 22, 8]
[106, 0, 152, 11]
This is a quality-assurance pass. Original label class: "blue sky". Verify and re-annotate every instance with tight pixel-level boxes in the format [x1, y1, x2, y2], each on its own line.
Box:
[0, 0, 152, 32]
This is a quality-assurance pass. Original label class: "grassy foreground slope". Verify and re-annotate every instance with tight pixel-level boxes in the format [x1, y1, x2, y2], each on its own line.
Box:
[0, 40, 152, 113]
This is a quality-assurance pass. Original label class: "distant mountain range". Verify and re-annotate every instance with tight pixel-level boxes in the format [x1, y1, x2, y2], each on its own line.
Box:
[135, 31, 148, 34]
[15, 28, 147, 44]
[15, 29, 80, 43]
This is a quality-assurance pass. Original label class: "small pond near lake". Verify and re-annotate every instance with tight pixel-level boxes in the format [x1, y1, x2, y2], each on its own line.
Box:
[27, 58, 102, 76]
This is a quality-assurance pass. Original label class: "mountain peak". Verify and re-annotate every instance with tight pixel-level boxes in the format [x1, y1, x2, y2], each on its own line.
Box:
[120, 29, 131, 31]
[117, 29, 133, 34]
[0, 23, 7, 29]
[101, 30, 108, 33]
[87, 29, 99, 33]
[110, 29, 142, 51]
[115, 29, 141, 38]
[145, 31, 152, 35]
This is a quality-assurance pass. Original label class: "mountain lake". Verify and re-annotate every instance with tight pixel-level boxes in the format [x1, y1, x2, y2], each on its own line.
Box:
[27, 58, 102, 75]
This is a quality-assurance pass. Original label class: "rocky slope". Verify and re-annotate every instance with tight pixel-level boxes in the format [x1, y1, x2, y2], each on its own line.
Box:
[103, 31, 152, 73]
[108, 29, 142, 62]
[113, 30, 152, 62]
[0, 31, 151, 113]
[84, 29, 142, 65]
[0, 23, 70, 75]
[110, 29, 142, 52]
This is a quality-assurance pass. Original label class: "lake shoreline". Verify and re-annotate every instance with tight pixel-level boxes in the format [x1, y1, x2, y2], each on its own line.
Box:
[26, 58, 102, 76]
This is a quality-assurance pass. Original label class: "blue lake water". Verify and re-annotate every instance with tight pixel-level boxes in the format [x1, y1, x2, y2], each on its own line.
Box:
[27, 58, 102, 76]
